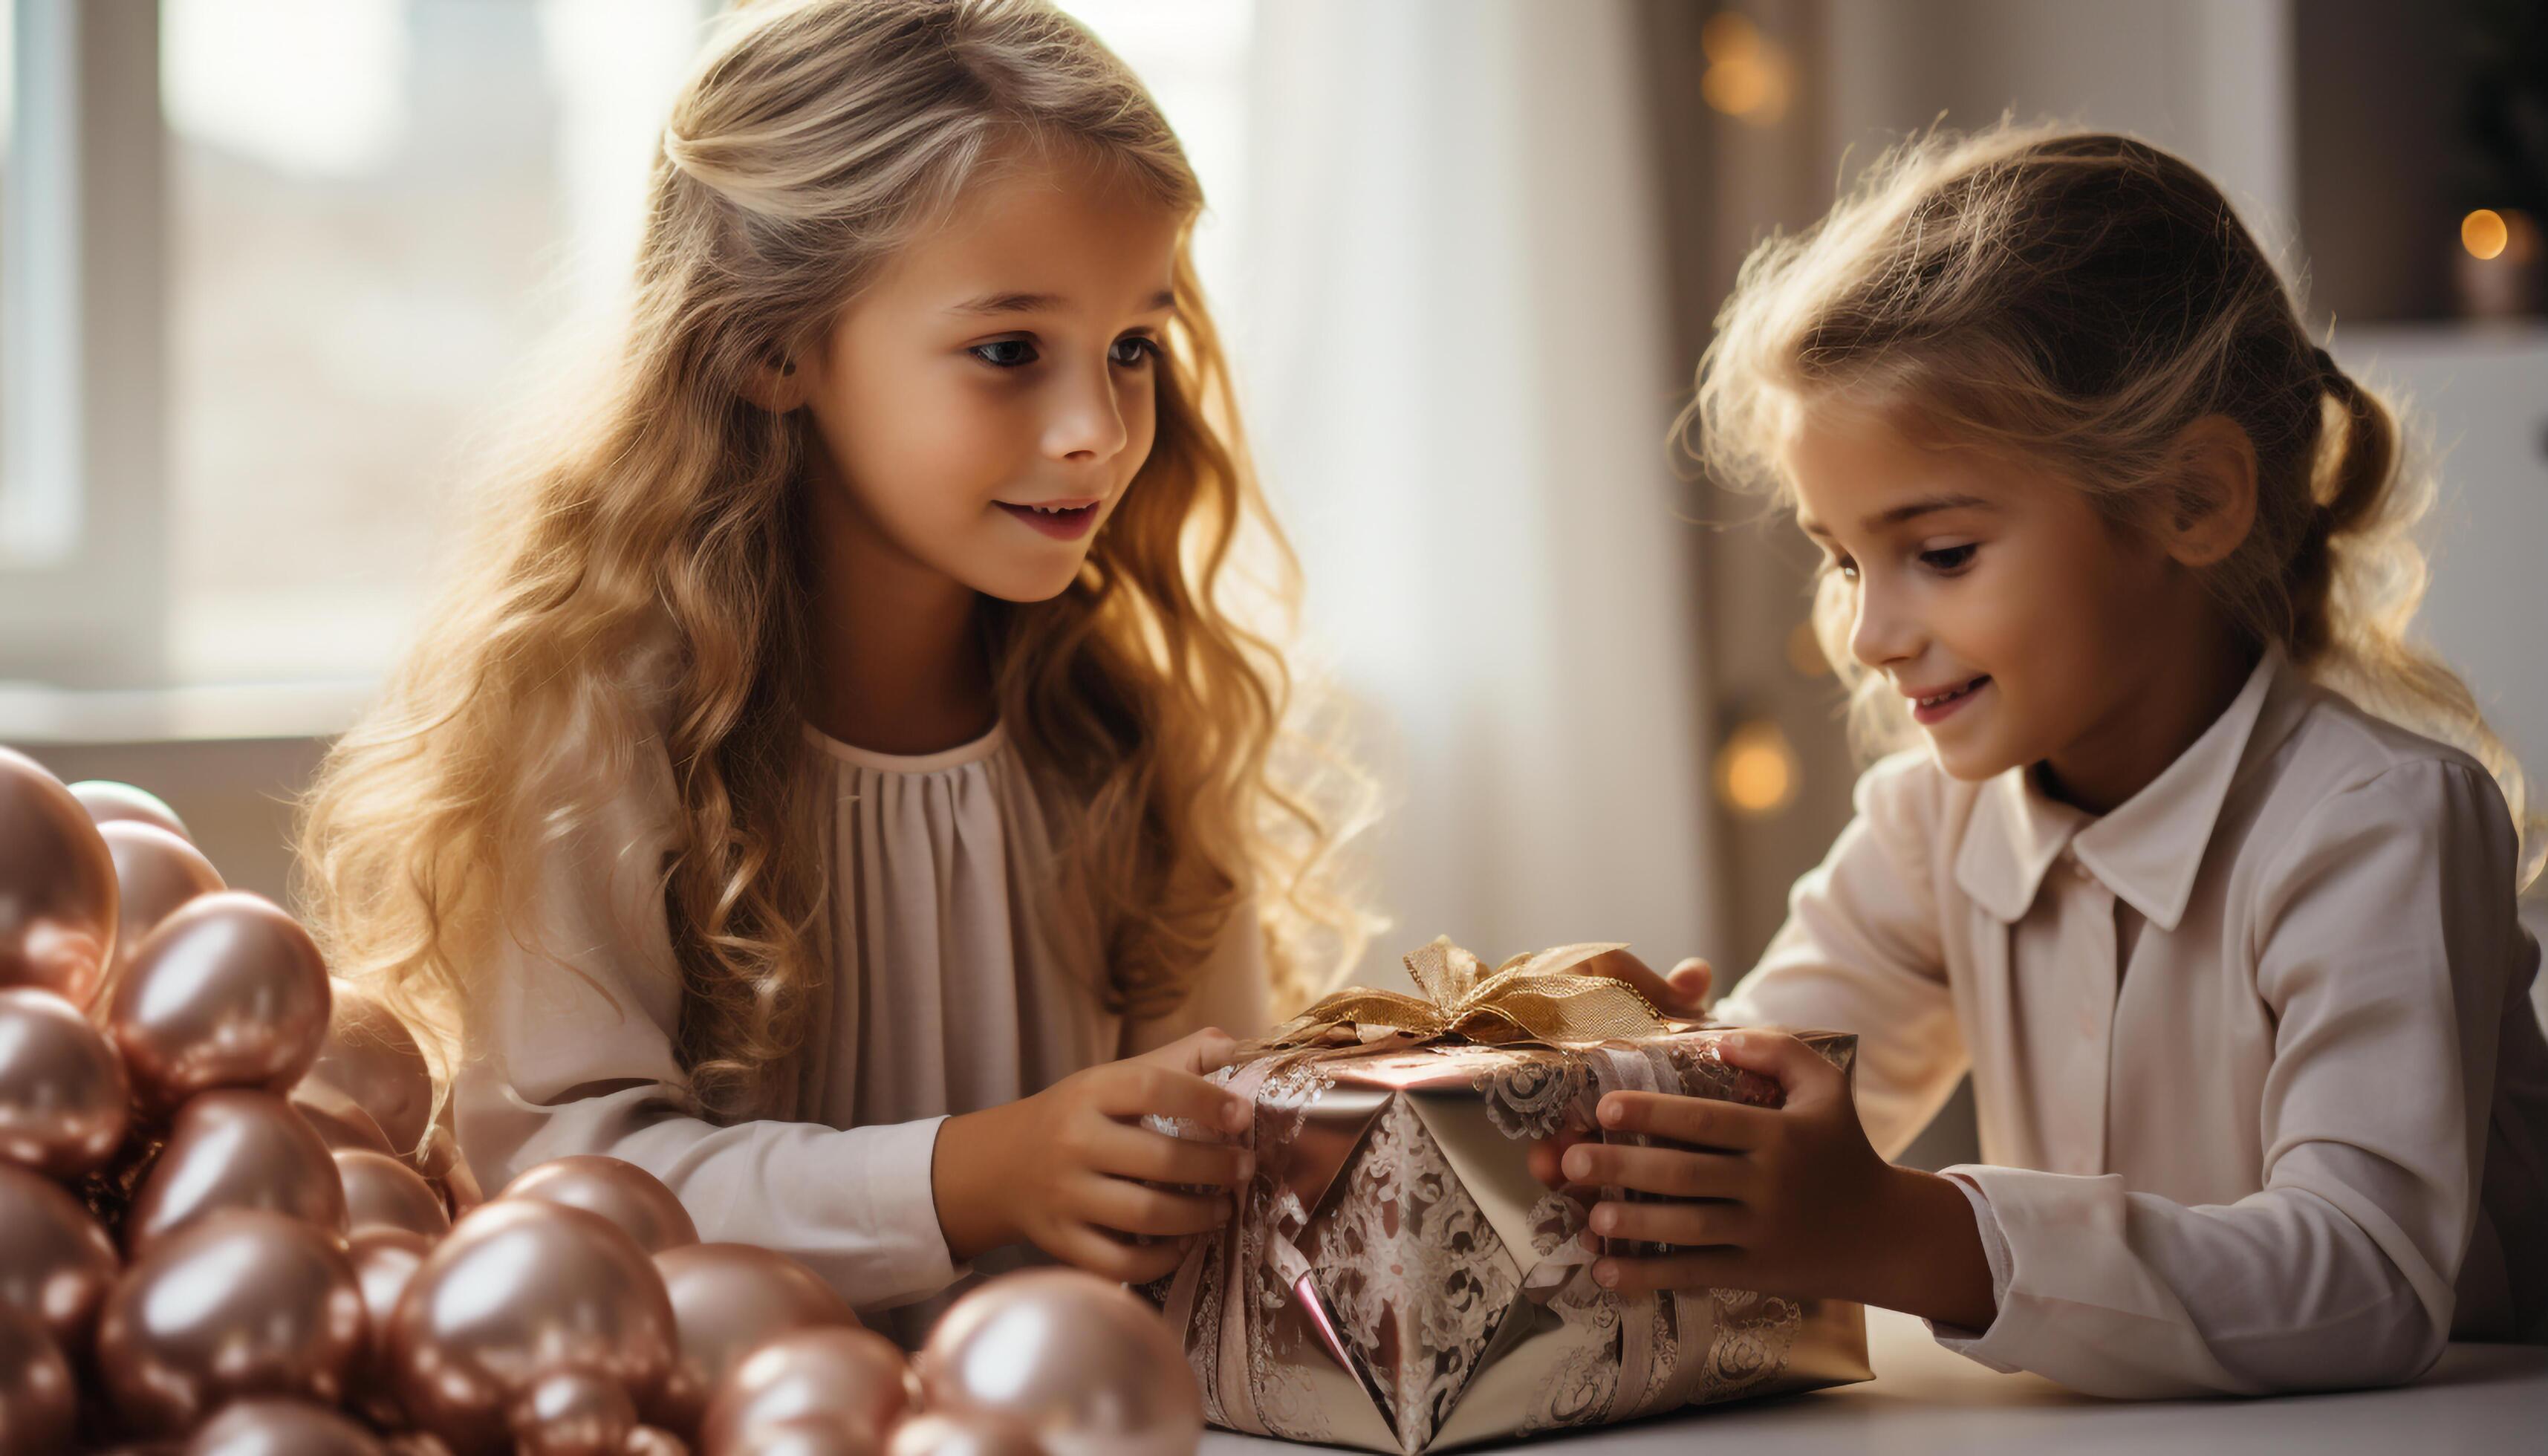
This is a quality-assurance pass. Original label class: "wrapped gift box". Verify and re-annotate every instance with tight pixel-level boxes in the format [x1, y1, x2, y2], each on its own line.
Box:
[1144, 940, 1871, 1453]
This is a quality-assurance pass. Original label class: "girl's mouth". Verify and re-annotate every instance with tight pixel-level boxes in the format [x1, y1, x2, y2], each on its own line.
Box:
[995, 500, 1099, 541]
[1910, 675, 1991, 725]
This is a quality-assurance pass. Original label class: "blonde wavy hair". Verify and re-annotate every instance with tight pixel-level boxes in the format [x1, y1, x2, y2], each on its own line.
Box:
[296, 0, 1371, 1122]
[1689, 122, 2534, 881]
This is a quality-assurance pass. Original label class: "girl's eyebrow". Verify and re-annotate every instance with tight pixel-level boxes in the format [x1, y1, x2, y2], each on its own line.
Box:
[1798, 493, 1995, 539]
[947, 288, 1177, 316]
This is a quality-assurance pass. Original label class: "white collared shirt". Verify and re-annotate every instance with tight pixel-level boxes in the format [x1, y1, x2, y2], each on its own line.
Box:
[1717, 648, 2548, 1397]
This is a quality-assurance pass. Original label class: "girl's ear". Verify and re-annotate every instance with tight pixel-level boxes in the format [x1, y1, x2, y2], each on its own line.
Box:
[741, 346, 809, 414]
[2162, 415, 2258, 568]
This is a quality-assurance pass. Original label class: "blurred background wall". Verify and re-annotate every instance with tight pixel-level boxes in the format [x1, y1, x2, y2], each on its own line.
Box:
[2, 1, 2541, 1166]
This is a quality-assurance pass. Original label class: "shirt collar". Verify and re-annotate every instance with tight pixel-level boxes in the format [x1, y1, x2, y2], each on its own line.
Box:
[1954, 646, 2297, 930]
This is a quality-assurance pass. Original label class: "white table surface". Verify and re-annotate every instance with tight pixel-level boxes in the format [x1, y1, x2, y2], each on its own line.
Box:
[1200, 1306, 2548, 1455]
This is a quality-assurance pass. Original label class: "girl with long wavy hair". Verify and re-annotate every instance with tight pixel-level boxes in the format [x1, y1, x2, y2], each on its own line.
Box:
[295, 0, 1365, 1342]
[1547, 124, 2547, 1394]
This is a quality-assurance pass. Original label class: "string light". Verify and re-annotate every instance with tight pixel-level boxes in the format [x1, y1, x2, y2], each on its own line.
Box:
[1699, 12, 1793, 127]
[2463, 209, 2510, 261]
[1715, 719, 1800, 817]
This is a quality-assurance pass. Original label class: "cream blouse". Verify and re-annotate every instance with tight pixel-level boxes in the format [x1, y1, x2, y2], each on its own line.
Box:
[450, 718, 1270, 1348]
[1717, 648, 2548, 1397]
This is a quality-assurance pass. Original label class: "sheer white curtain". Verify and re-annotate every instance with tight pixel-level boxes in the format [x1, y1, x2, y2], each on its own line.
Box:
[1235, 0, 1722, 978]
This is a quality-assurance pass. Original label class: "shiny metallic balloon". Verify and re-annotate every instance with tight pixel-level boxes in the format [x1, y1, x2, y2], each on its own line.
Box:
[0, 1301, 74, 1456]
[652, 1244, 857, 1434]
[513, 1368, 640, 1456]
[620, 1429, 692, 1456]
[0, 747, 119, 1010]
[0, 1161, 120, 1351]
[387, 1200, 677, 1455]
[98, 822, 225, 995]
[883, 1414, 1040, 1456]
[302, 987, 434, 1156]
[336, 1148, 451, 1238]
[122, 1088, 350, 1256]
[94, 1209, 367, 1437]
[68, 780, 190, 842]
[347, 1226, 432, 1428]
[915, 1270, 1200, 1456]
[699, 1327, 909, 1455]
[499, 1155, 698, 1254]
[293, 1078, 397, 1157]
[724, 1415, 880, 1456]
[188, 1398, 389, 1456]
[0, 985, 129, 1176]
[108, 892, 332, 1114]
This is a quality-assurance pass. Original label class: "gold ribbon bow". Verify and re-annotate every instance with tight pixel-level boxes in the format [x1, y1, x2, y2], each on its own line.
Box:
[1250, 937, 1666, 1051]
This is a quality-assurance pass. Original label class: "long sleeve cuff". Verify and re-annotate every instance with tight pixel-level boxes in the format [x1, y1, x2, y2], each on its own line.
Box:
[1927, 1168, 2018, 1368]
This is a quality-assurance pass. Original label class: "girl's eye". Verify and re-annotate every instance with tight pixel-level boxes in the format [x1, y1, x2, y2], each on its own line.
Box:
[1109, 336, 1159, 368]
[1920, 543, 1978, 573]
[969, 338, 1038, 368]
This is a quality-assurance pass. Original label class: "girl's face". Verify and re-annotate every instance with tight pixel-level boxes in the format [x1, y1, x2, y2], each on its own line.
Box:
[1784, 403, 2189, 790]
[790, 150, 1186, 604]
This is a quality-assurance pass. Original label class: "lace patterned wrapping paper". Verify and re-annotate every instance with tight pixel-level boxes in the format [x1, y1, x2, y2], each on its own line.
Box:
[1143, 1028, 1872, 1453]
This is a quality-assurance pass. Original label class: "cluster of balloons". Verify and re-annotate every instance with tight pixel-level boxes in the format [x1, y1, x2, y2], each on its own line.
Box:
[0, 746, 1205, 1456]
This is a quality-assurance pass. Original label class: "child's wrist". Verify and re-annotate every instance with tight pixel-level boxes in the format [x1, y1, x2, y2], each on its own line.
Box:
[930, 1105, 1015, 1261]
[1862, 1165, 1998, 1331]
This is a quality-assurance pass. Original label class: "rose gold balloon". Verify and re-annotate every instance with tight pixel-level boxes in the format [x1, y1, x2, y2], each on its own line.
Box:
[108, 892, 332, 1114]
[0, 747, 118, 1010]
[622, 1430, 692, 1456]
[387, 1200, 677, 1455]
[0, 1301, 74, 1456]
[652, 1244, 857, 1434]
[0, 985, 129, 1176]
[700, 1327, 908, 1455]
[99, 822, 225, 993]
[348, 1226, 433, 1427]
[302, 987, 434, 1156]
[189, 1399, 388, 1456]
[883, 1414, 1039, 1456]
[513, 1368, 640, 1456]
[0, 1162, 119, 1351]
[122, 1089, 349, 1256]
[383, 1437, 457, 1456]
[915, 1270, 1200, 1456]
[293, 1078, 397, 1156]
[94, 1209, 366, 1437]
[69, 780, 190, 842]
[500, 1155, 698, 1254]
[727, 1416, 880, 1456]
[421, 1124, 483, 1215]
[337, 1148, 451, 1238]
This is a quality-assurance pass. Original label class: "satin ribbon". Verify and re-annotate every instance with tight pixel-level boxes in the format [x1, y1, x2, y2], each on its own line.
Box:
[1244, 937, 1665, 1053]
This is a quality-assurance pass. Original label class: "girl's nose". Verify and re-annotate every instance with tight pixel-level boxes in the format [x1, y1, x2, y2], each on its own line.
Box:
[1849, 580, 1920, 669]
[1042, 360, 1130, 464]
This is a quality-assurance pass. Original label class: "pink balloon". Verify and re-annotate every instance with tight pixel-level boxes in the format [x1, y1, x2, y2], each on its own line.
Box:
[68, 780, 189, 841]
[500, 1155, 698, 1253]
[336, 1148, 451, 1238]
[190, 1398, 389, 1455]
[621, 1430, 693, 1456]
[0, 985, 130, 1177]
[652, 1243, 857, 1434]
[293, 1077, 397, 1156]
[727, 1416, 881, 1456]
[883, 1414, 1040, 1456]
[915, 1270, 1199, 1456]
[700, 1327, 908, 1455]
[302, 986, 435, 1155]
[0, 1301, 74, 1456]
[107, 892, 332, 1115]
[97, 821, 224, 994]
[0, 1161, 120, 1353]
[387, 1200, 677, 1455]
[347, 1225, 433, 1429]
[0, 746, 118, 1010]
[94, 1209, 366, 1437]
[121, 1088, 349, 1257]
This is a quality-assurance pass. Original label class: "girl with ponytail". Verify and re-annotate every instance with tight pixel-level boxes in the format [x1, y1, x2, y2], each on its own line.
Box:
[294, 0, 1364, 1343]
[1546, 124, 2548, 1395]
